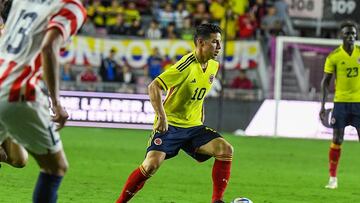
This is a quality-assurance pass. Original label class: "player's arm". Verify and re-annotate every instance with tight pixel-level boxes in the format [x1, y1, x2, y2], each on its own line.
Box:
[43, 1, 86, 130]
[319, 73, 333, 121]
[148, 79, 168, 133]
[41, 28, 68, 130]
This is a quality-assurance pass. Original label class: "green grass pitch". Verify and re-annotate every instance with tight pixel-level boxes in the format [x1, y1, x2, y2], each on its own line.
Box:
[0, 127, 360, 203]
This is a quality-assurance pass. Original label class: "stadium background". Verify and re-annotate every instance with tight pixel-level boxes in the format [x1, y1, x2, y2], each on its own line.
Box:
[1, 0, 360, 202]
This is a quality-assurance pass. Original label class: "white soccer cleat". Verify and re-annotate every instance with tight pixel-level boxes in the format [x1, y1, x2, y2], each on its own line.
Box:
[325, 177, 338, 189]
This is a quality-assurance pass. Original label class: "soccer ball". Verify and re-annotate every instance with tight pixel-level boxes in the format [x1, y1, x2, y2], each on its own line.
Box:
[231, 197, 253, 203]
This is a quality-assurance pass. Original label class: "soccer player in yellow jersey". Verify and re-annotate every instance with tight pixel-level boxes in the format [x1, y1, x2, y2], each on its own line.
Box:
[116, 24, 233, 203]
[320, 21, 360, 189]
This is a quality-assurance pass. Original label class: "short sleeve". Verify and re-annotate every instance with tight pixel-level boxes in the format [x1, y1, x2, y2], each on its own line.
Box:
[48, 0, 87, 42]
[324, 56, 335, 74]
[155, 64, 189, 91]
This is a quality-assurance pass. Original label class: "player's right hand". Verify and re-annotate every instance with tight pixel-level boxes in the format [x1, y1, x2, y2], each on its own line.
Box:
[52, 104, 69, 131]
[154, 116, 168, 134]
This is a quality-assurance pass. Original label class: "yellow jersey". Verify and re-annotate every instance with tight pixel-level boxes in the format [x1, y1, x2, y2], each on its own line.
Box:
[324, 45, 360, 102]
[155, 52, 219, 128]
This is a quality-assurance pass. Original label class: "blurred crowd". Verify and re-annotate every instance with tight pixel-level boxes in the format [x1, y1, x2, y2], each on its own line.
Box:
[62, 0, 289, 100]
[79, 0, 288, 40]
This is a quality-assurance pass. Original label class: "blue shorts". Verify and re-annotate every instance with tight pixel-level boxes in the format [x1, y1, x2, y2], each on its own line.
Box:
[146, 125, 222, 162]
[331, 102, 360, 128]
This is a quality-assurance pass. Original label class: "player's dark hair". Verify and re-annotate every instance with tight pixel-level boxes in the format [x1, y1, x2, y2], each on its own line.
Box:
[194, 23, 222, 46]
[1, 0, 12, 23]
[340, 20, 358, 40]
[340, 20, 358, 31]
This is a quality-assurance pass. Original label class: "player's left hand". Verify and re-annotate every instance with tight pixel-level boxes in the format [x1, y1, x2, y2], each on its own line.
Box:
[52, 104, 69, 131]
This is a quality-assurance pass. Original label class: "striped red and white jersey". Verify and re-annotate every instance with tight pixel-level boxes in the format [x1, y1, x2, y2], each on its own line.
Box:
[0, 0, 86, 102]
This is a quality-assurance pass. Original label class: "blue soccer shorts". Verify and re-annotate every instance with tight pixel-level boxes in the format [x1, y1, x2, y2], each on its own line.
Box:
[146, 125, 222, 162]
[331, 102, 360, 129]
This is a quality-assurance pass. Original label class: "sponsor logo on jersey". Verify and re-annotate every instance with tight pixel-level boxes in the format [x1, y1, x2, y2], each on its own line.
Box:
[154, 138, 162, 145]
[209, 74, 214, 84]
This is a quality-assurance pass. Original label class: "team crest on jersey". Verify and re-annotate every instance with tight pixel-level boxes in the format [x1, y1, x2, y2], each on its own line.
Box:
[209, 74, 215, 84]
[154, 138, 162, 145]
[331, 117, 336, 125]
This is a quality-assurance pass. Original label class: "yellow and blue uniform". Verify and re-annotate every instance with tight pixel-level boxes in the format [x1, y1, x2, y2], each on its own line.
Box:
[325, 45, 360, 102]
[147, 51, 222, 161]
[324, 45, 360, 128]
[156, 51, 218, 128]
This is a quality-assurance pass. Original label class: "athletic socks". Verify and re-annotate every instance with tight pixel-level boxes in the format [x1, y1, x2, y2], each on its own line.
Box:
[116, 165, 150, 203]
[116, 157, 232, 203]
[32, 172, 63, 203]
[212, 156, 232, 203]
[329, 143, 341, 178]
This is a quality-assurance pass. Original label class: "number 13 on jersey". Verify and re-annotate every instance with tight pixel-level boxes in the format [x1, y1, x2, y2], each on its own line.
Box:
[6, 10, 38, 54]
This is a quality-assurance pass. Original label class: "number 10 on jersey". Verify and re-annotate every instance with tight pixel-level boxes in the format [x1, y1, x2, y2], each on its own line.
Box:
[191, 88, 206, 100]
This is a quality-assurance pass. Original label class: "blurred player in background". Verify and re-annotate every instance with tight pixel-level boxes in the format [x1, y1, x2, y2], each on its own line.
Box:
[0, 0, 86, 202]
[320, 21, 360, 189]
[115, 23, 233, 203]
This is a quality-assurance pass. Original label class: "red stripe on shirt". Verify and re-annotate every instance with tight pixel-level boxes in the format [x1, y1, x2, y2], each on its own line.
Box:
[25, 55, 42, 101]
[9, 65, 32, 102]
[52, 8, 78, 35]
[0, 59, 6, 86]
[62, 0, 87, 18]
[47, 21, 67, 39]
[0, 60, 16, 87]
[50, 1, 86, 36]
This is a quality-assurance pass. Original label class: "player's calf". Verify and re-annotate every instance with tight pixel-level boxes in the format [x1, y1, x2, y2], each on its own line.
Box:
[211, 140, 233, 203]
[116, 165, 151, 203]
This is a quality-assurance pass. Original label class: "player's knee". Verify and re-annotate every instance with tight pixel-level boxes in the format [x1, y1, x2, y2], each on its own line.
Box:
[215, 142, 234, 156]
[333, 136, 344, 145]
[57, 161, 69, 175]
[224, 143, 234, 155]
[44, 161, 69, 176]
[10, 158, 28, 168]
[142, 162, 160, 175]
[333, 138, 343, 145]
[142, 157, 162, 175]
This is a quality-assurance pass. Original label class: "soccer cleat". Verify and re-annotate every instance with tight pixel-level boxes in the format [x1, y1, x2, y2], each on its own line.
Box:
[325, 177, 338, 189]
[213, 200, 225, 203]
